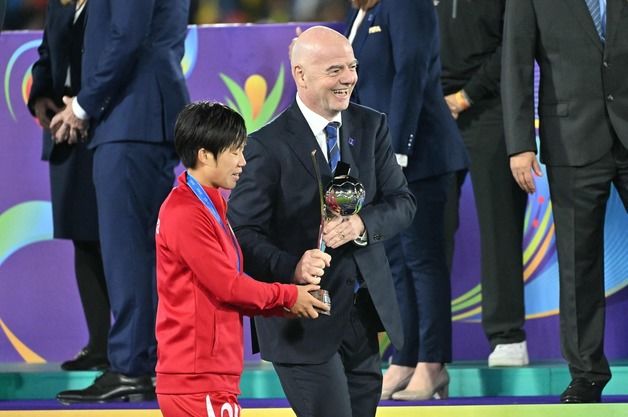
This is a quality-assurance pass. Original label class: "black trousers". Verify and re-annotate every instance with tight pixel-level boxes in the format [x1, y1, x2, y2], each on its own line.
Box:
[444, 98, 528, 347]
[547, 138, 628, 384]
[73, 240, 110, 356]
[273, 299, 381, 417]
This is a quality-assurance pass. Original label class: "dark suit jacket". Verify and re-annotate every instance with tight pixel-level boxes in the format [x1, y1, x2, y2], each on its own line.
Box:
[228, 102, 416, 364]
[27, 0, 99, 241]
[346, 0, 468, 182]
[27, 0, 83, 161]
[78, 0, 189, 146]
[502, 0, 628, 166]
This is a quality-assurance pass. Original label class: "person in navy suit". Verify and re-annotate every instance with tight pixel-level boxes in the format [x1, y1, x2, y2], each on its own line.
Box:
[228, 26, 415, 417]
[27, 0, 110, 372]
[51, 0, 190, 403]
[346, 0, 468, 401]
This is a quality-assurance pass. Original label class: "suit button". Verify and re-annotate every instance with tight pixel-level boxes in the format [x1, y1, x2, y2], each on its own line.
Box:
[373, 234, 382, 240]
[603, 61, 609, 68]
[607, 94, 614, 102]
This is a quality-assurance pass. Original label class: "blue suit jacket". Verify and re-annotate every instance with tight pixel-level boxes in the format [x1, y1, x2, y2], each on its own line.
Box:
[78, 0, 190, 147]
[347, 0, 468, 182]
[228, 102, 416, 363]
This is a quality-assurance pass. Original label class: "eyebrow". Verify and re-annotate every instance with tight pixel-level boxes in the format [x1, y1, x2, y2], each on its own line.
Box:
[325, 60, 359, 72]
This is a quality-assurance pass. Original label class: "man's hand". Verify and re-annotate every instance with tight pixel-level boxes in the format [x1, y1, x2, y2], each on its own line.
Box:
[286, 284, 330, 319]
[510, 151, 543, 194]
[33, 98, 62, 129]
[50, 96, 89, 145]
[444, 90, 471, 120]
[293, 249, 332, 285]
[322, 214, 365, 249]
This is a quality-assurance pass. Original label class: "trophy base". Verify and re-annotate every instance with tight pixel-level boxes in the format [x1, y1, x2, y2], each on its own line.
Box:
[309, 289, 331, 316]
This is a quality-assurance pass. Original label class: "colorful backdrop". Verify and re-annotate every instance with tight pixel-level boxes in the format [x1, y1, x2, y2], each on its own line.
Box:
[1, 24, 627, 365]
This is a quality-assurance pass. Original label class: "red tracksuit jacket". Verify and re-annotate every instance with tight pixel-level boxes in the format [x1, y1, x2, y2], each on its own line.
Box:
[155, 172, 297, 395]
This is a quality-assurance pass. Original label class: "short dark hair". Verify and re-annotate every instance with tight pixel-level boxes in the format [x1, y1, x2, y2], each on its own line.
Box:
[174, 101, 247, 168]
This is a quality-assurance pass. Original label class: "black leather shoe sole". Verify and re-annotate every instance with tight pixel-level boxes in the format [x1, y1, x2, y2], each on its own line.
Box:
[57, 390, 155, 404]
[559, 378, 603, 403]
[57, 371, 155, 404]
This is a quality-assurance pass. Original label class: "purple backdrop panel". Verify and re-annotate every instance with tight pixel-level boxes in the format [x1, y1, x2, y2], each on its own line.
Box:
[0, 24, 627, 365]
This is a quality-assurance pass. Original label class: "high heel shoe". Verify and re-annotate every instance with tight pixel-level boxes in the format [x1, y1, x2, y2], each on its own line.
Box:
[380, 371, 413, 400]
[391, 367, 450, 401]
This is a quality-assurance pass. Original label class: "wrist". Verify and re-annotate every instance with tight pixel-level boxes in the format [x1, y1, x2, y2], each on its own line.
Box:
[456, 90, 471, 111]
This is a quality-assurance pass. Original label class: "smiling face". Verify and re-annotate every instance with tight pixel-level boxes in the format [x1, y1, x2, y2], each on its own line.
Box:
[204, 145, 246, 190]
[292, 27, 358, 120]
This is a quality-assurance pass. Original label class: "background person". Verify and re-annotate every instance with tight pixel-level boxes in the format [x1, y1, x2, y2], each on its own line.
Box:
[27, 0, 110, 372]
[345, 0, 468, 401]
[52, 0, 191, 403]
[502, 0, 628, 403]
[436, 0, 529, 367]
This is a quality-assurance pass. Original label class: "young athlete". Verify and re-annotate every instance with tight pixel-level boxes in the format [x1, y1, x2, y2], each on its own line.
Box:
[155, 101, 329, 417]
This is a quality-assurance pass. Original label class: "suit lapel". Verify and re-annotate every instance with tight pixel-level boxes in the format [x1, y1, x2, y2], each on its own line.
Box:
[562, 0, 604, 52]
[350, 4, 381, 59]
[605, 0, 625, 46]
[282, 104, 332, 183]
[339, 110, 360, 180]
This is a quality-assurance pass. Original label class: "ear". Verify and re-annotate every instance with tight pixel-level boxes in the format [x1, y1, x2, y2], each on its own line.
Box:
[197, 148, 216, 167]
[292, 65, 306, 89]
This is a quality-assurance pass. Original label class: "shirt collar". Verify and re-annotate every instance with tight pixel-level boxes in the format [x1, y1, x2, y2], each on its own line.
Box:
[296, 94, 342, 137]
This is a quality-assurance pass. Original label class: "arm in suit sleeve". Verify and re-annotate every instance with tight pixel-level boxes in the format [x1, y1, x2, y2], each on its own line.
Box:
[27, 2, 55, 115]
[462, 1, 505, 102]
[385, 0, 435, 156]
[359, 112, 416, 243]
[501, 0, 538, 156]
[76, 0, 156, 120]
[228, 137, 301, 284]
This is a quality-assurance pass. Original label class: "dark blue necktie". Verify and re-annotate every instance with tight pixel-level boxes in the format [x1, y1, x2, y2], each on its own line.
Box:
[585, 0, 605, 41]
[325, 122, 340, 174]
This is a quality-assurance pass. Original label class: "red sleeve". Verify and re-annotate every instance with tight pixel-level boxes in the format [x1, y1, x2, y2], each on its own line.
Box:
[166, 201, 298, 312]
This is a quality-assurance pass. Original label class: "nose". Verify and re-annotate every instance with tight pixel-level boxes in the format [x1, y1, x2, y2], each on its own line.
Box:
[340, 68, 357, 85]
[239, 153, 246, 167]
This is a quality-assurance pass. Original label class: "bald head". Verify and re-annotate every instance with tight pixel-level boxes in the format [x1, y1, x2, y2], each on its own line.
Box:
[290, 26, 358, 120]
[290, 26, 352, 67]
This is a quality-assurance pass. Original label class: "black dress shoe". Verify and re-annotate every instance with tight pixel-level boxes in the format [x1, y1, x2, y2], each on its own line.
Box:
[57, 371, 155, 404]
[560, 378, 604, 403]
[61, 348, 109, 371]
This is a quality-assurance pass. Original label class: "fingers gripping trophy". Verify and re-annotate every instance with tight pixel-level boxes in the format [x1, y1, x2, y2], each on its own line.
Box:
[310, 151, 366, 315]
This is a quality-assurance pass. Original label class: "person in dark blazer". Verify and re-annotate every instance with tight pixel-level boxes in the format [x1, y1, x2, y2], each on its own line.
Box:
[502, 0, 628, 403]
[27, 0, 110, 372]
[345, 0, 468, 401]
[228, 26, 415, 417]
[436, 0, 529, 368]
[51, 0, 190, 404]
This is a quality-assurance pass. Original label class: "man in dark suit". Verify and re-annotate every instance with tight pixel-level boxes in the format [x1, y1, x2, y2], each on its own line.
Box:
[51, 0, 190, 403]
[345, 0, 468, 400]
[228, 26, 415, 417]
[436, 0, 529, 368]
[502, 0, 628, 403]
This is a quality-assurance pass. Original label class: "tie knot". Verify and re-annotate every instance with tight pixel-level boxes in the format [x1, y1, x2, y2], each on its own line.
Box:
[325, 122, 340, 138]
